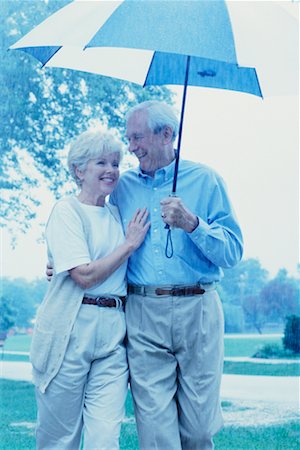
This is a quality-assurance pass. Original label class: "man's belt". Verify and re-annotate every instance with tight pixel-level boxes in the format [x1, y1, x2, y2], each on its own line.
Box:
[82, 296, 126, 308]
[128, 284, 216, 297]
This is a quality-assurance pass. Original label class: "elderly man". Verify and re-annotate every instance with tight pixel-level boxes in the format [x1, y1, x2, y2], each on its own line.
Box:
[109, 100, 243, 450]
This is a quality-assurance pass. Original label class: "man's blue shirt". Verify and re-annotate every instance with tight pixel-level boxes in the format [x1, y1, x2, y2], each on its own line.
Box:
[110, 158, 243, 285]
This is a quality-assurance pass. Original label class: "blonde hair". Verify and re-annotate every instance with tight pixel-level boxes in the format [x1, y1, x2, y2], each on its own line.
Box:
[68, 130, 122, 186]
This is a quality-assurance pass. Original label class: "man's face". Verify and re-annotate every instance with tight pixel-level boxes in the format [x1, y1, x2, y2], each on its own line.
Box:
[126, 111, 168, 176]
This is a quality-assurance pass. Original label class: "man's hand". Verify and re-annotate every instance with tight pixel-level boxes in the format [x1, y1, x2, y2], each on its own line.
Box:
[46, 262, 54, 282]
[160, 197, 199, 233]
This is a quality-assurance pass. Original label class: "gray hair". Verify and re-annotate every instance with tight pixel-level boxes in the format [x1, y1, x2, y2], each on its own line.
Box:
[126, 100, 179, 141]
[68, 129, 122, 186]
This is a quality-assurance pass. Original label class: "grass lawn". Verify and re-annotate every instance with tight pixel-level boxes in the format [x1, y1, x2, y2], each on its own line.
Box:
[1, 379, 299, 450]
[223, 361, 300, 376]
[224, 335, 283, 357]
[215, 422, 300, 450]
[2, 353, 30, 362]
[3, 334, 32, 352]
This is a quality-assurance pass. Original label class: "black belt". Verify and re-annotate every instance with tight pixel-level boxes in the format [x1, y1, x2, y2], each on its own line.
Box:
[128, 284, 216, 297]
[82, 296, 126, 308]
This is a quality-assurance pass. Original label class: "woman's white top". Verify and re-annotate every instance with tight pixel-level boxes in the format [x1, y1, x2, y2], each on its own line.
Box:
[46, 196, 127, 296]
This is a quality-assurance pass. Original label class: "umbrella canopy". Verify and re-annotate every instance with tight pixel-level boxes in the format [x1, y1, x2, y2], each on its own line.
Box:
[10, 0, 261, 97]
[10, 0, 263, 193]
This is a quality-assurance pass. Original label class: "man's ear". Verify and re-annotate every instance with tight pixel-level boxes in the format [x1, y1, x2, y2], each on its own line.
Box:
[162, 126, 173, 144]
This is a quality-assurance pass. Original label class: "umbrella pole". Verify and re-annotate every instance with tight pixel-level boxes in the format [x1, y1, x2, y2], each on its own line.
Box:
[172, 54, 191, 194]
[165, 55, 190, 258]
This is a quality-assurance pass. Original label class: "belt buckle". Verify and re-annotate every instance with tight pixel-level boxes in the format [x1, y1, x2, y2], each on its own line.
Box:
[95, 297, 103, 307]
[115, 298, 122, 308]
[170, 287, 183, 296]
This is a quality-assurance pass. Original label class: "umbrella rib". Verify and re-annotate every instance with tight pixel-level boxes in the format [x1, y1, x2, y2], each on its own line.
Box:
[41, 46, 62, 68]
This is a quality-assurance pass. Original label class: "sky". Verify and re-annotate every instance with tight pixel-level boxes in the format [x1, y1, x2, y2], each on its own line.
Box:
[2, 0, 299, 281]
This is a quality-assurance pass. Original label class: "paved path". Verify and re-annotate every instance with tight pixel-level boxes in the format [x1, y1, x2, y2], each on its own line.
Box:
[1, 360, 299, 407]
[221, 374, 299, 406]
[225, 356, 299, 364]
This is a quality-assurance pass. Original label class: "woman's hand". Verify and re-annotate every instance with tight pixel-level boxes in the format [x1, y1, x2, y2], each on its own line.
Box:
[126, 208, 150, 251]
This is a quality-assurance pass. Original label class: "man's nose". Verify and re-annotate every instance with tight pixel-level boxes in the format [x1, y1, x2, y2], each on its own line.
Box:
[128, 139, 137, 153]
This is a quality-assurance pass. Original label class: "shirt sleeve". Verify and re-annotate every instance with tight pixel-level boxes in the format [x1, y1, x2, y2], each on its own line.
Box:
[46, 200, 91, 275]
[188, 173, 243, 268]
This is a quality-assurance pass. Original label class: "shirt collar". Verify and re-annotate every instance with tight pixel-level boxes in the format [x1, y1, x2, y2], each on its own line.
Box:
[137, 156, 177, 182]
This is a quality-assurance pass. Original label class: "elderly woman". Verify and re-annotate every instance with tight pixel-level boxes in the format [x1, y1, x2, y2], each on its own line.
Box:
[31, 130, 150, 450]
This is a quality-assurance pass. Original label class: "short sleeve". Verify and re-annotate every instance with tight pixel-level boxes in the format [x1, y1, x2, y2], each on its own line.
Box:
[46, 200, 91, 275]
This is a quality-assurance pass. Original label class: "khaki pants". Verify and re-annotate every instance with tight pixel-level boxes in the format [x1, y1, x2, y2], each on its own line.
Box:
[35, 304, 128, 450]
[126, 289, 224, 450]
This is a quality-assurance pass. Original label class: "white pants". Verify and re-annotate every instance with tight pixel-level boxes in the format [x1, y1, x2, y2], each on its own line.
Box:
[126, 289, 224, 450]
[35, 304, 128, 450]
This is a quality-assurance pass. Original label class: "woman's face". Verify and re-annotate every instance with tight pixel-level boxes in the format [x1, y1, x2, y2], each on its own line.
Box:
[79, 152, 120, 197]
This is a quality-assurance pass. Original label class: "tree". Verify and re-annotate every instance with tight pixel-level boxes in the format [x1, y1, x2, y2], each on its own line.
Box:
[0, 297, 16, 333]
[221, 258, 268, 305]
[260, 269, 299, 324]
[220, 258, 269, 332]
[1, 277, 48, 328]
[1, 0, 174, 232]
[283, 315, 300, 353]
[241, 295, 266, 334]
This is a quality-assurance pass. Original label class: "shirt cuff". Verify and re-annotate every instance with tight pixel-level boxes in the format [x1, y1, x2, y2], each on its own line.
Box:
[188, 216, 210, 247]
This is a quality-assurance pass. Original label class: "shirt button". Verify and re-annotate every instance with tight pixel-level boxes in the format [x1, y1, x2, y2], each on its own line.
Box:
[158, 271, 163, 275]
[154, 208, 158, 212]
[153, 229, 158, 233]
[153, 187, 157, 191]
[154, 249, 159, 253]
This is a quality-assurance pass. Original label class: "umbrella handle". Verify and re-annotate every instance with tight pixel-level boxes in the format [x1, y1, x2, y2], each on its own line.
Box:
[165, 227, 174, 258]
[164, 193, 177, 257]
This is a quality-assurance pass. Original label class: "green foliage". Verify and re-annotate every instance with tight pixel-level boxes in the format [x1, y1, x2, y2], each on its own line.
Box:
[1, 0, 174, 232]
[0, 297, 16, 332]
[252, 343, 297, 359]
[1, 277, 47, 328]
[283, 315, 300, 353]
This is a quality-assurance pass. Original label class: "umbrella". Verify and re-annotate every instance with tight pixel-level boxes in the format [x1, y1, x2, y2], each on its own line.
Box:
[10, 0, 263, 256]
[10, 0, 262, 186]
